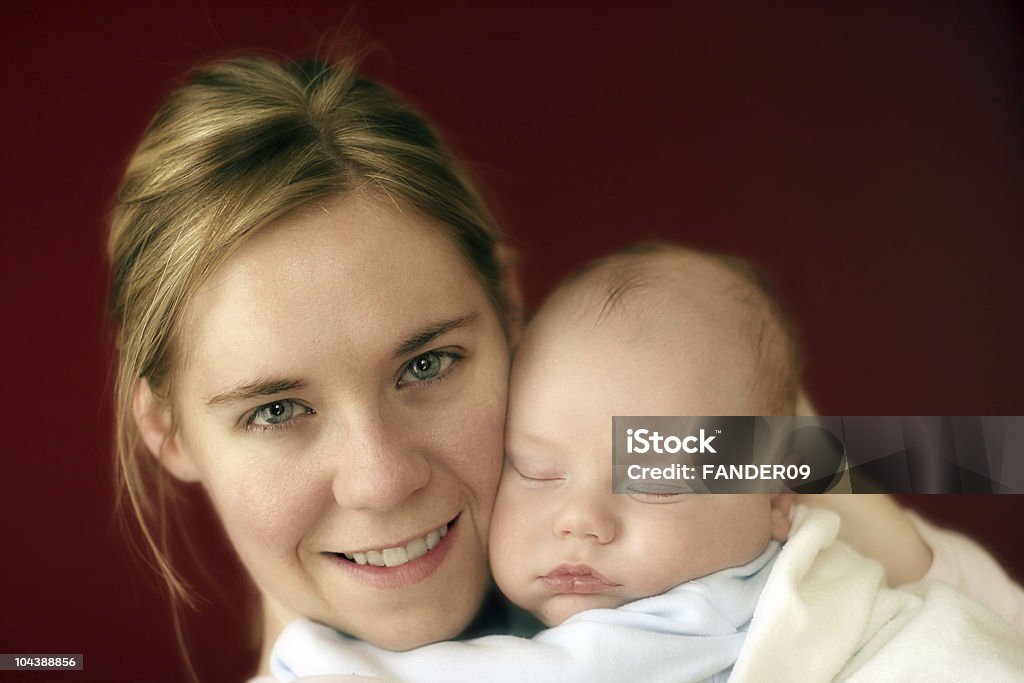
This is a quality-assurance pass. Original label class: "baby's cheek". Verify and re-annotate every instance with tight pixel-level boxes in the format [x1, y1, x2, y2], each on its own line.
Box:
[488, 476, 518, 560]
[489, 485, 543, 606]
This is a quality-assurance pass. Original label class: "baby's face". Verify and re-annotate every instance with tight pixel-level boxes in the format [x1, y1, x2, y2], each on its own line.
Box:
[489, 293, 789, 626]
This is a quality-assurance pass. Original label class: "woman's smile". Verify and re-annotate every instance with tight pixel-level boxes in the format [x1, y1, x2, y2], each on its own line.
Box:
[322, 515, 460, 590]
[327, 515, 454, 566]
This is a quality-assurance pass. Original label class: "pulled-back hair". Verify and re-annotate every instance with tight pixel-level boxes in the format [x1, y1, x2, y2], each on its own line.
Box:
[107, 54, 508, 606]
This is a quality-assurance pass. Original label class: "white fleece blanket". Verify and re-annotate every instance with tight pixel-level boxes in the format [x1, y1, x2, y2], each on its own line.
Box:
[268, 541, 780, 682]
[730, 505, 1024, 682]
[259, 506, 1024, 682]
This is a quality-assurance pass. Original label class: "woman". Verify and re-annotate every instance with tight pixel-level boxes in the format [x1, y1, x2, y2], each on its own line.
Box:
[108, 54, 520, 675]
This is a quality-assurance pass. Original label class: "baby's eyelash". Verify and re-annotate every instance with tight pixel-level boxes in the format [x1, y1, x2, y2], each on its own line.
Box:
[631, 492, 683, 500]
[626, 487, 690, 503]
[506, 460, 562, 484]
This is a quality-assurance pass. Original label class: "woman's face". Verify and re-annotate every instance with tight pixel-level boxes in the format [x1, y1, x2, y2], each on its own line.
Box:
[163, 195, 509, 649]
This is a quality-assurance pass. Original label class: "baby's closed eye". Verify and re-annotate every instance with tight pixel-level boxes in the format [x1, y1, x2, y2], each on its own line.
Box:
[626, 483, 692, 504]
[504, 456, 565, 484]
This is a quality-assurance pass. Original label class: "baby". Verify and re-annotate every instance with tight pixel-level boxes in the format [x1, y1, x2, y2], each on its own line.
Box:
[489, 243, 795, 628]
[266, 245, 1024, 682]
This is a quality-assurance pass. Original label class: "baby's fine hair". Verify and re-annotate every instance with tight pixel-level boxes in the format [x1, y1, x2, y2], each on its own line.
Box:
[552, 242, 802, 415]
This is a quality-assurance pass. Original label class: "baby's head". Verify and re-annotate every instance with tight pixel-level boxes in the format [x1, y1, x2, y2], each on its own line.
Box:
[490, 244, 798, 626]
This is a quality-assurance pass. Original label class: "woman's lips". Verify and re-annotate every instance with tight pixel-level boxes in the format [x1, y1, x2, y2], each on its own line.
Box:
[323, 515, 459, 589]
[539, 564, 620, 593]
[337, 520, 451, 567]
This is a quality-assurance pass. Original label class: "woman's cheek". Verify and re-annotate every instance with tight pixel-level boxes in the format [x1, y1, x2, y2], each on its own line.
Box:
[428, 388, 507, 508]
[207, 456, 326, 554]
[442, 334, 510, 506]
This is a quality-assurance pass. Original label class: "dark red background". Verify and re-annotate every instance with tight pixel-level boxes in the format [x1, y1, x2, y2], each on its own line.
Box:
[2, 2, 1022, 681]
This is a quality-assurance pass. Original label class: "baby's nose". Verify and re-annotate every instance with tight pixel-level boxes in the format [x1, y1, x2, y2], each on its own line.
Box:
[553, 495, 617, 544]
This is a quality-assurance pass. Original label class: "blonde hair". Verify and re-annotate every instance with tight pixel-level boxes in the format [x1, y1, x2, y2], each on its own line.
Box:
[107, 55, 507, 606]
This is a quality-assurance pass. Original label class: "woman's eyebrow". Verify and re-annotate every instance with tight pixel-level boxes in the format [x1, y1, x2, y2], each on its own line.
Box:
[205, 378, 306, 406]
[393, 311, 480, 358]
[203, 314, 480, 405]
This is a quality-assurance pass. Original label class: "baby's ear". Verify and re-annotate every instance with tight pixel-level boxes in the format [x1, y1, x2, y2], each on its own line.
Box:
[794, 388, 816, 416]
[769, 493, 794, 541]
[133, 378, 201, 483]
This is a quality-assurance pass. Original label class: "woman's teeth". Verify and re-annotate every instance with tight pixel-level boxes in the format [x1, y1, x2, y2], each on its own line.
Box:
[343, 522, 449, 568]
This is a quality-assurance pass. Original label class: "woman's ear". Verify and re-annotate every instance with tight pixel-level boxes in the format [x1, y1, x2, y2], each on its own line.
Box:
[133, 378, 200, 483]
[769, 493, 794, 541]
[496, 243, 525, 349]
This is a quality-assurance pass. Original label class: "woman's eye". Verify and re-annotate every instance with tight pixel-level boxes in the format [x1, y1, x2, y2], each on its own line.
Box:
[245, 399, 313, 431]
[397, 350, 461, 387]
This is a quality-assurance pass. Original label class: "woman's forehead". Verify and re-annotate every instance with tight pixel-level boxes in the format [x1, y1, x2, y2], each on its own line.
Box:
[220, 195, 465, 280]
[176, 195, 493, 388]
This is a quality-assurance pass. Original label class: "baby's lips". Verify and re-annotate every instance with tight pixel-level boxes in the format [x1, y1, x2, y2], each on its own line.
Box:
[539, 564, 620, 592]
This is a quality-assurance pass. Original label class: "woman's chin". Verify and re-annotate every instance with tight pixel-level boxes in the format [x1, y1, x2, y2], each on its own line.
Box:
[344, 597, 481, 651]
[363, 621, 465, 652]
[316, 514, 491, 649]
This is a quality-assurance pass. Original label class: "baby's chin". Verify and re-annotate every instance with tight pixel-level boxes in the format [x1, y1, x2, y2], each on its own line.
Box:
[533, 592, 631, 627]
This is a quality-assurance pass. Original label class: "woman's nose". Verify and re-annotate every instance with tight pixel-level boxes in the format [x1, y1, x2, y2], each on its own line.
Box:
[553, 494, 617, 544]
[330, 417, 432, 512]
